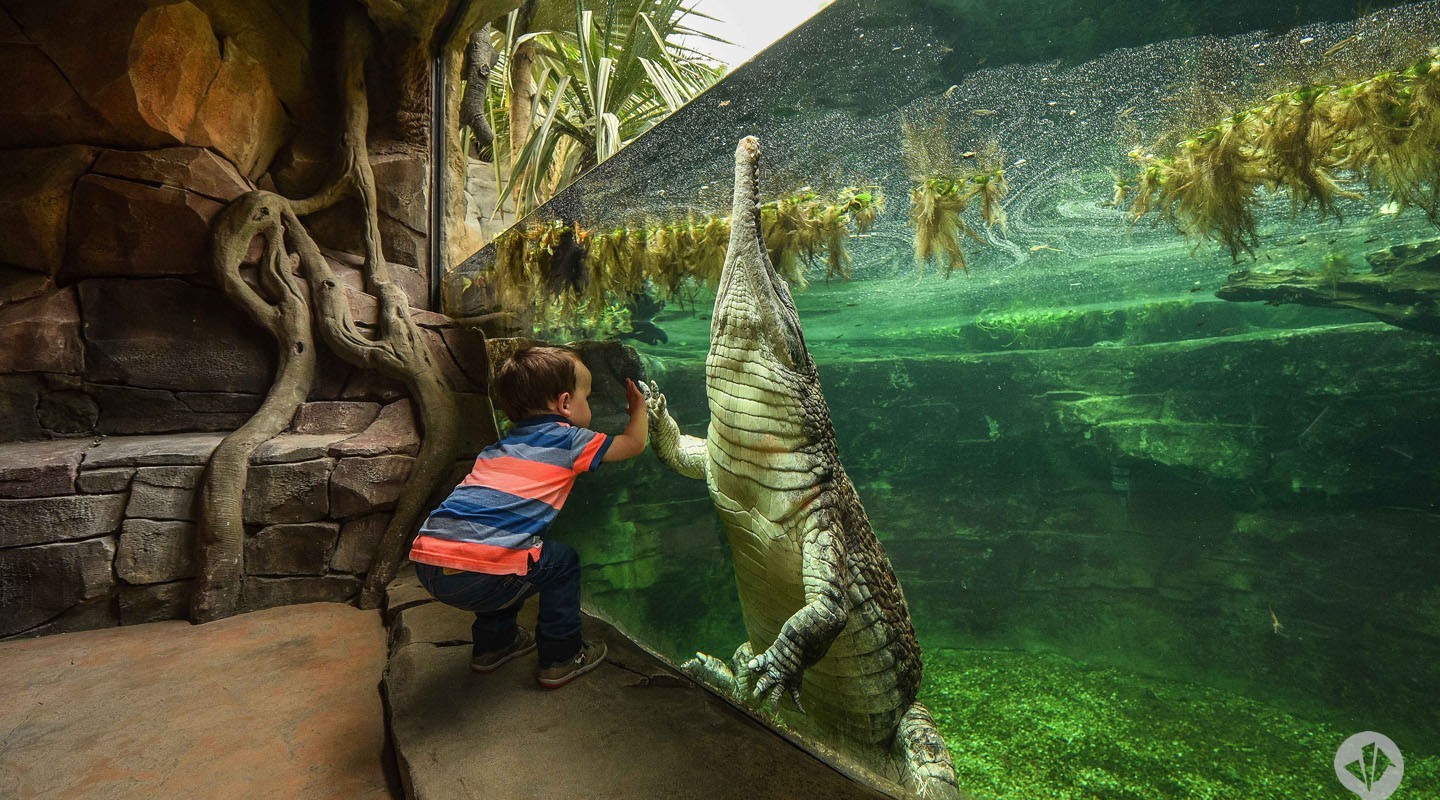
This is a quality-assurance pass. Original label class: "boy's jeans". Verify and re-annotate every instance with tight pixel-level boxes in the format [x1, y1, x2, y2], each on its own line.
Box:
[413, 539, 582, 666]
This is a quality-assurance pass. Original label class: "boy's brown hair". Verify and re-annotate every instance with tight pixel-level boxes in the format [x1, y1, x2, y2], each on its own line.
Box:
[494, 346, 580, 422]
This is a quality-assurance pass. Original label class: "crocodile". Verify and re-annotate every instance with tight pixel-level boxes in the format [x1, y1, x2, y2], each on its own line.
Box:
[646, 137, 959, 799]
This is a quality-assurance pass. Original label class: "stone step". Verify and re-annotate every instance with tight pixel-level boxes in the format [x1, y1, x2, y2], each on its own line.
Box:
[0, 426, 422, 638]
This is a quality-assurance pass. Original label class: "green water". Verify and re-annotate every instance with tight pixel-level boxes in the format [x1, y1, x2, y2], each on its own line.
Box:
[455, 0, 1440, 795]
[560, 264, 1440, 797]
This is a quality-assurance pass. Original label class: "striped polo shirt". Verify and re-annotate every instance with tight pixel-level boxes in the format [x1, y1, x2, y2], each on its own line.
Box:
[408, 415, 612, 575]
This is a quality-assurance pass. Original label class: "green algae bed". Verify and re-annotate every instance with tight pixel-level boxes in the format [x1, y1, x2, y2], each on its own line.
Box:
[921, 647, 1438, 800]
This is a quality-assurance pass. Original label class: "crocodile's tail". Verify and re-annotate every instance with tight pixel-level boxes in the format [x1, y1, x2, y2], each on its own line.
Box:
[896, 701, 961, 799]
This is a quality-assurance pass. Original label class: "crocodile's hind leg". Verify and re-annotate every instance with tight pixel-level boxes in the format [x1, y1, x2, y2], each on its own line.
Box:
[682, 642, 757, 701]
[895, 701, 960, 799]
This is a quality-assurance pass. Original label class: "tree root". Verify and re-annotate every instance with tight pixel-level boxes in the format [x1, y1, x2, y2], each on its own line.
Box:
[193, 6, 473, 621]
[193, 193, 318, 622]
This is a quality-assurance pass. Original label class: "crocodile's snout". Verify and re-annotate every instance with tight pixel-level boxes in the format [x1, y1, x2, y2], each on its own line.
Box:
[713, 136, 808, 370]
[737, 135, 760, 161]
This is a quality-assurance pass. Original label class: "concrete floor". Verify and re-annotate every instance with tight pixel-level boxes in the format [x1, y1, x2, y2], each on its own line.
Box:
[0, 603, 393, 800]
[1, 590, 888, 800]
[384, 566, 890, 800]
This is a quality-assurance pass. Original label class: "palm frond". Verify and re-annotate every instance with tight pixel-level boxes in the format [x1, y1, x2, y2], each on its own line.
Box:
[482, 0, 725, 219]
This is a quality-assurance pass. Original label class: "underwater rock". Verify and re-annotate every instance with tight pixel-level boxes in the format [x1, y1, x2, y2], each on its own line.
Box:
[616, 291, 669, 345]
[1366, 237, 1440, 273]
[1219, 239, 1440, 335]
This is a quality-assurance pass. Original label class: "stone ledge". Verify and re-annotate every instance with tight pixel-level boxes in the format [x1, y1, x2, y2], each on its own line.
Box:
[0, 438, 93, 499]
[380, 564, 885, 800]
[390, 600, 471, 651]
[383, 564, 433, 624]
[0, 494, 125, 548]
[253, 433, 353, 465]
[83, 433, 225, 468]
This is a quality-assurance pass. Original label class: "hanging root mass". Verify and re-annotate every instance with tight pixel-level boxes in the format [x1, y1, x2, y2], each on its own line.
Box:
[470, 186, 883, 334]
[1122, 49, 1440, 257]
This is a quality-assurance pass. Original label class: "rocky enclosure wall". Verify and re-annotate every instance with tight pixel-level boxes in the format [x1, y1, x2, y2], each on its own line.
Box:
[0, 0, 513, 636]
[2, 419, 411, 637]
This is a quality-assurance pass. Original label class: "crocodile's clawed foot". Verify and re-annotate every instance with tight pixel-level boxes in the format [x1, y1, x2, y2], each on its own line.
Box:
[681, 651, 740, 698]
[646, 382, 679, 435]
[644, 381, 666, 417]
[897, 701, 960, 800]
[747, 646, 805, 713]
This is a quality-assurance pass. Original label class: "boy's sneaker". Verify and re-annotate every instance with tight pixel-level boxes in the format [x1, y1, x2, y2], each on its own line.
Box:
[536, 640, 608, 689]
[471, 627, 537, 673]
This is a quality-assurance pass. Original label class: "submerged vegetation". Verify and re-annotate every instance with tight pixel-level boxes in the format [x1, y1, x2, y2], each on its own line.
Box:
[923, 647, 1440, 800]
[1123, 48, 1440, 257]
[910, 171, 1010, 276]
[902, 116, 1010, 276]
[469, 186, 883, 333]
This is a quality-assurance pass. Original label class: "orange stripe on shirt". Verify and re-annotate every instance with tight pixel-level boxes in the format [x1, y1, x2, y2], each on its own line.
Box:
[409, 534, 538, 575]
[459, 456, 576, 508]
[574, 433, 608, 473]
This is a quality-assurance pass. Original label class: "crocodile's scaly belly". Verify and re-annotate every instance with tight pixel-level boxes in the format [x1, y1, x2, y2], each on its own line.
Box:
[707, 346, 909, 745]
[712, 489, 911, 746]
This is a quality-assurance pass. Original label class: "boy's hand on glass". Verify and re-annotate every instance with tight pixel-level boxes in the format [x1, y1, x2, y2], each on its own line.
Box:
[624, 379, 646, 417]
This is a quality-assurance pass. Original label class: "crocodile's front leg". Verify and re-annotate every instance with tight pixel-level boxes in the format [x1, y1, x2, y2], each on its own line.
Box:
[749, 521, 848, 711]
[646, 381, 707, 481]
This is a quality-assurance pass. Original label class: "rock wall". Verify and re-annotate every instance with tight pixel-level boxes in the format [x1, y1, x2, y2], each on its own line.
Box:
[1, 420, 409, 637]
[0, 0, 514, 636]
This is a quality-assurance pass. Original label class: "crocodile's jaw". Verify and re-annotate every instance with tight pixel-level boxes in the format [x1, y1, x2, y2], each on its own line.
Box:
[705, 136, 822, 524]
[711, 136, 811, 377]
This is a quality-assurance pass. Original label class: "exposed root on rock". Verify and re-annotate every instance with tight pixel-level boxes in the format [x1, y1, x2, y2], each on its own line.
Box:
[193, 6, 470, 621]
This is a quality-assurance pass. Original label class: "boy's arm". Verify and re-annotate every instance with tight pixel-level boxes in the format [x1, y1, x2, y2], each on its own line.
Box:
[601, 379, 649, 462]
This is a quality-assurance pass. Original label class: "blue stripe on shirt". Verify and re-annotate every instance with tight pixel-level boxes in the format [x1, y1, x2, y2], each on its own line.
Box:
[430, 498, 553, 536]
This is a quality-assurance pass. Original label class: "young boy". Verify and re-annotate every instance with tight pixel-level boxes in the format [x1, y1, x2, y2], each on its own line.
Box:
[408, 345, 648, 688]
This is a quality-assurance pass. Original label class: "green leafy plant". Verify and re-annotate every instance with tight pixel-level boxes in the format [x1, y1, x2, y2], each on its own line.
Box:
[484, 0, 725, 220]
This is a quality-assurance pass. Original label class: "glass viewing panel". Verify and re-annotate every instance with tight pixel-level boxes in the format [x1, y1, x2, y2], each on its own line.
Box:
[449, 1, 1440, 797]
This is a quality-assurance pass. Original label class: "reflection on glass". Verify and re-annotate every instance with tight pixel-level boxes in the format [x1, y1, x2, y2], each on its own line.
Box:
[450, 1, 1440, 797]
